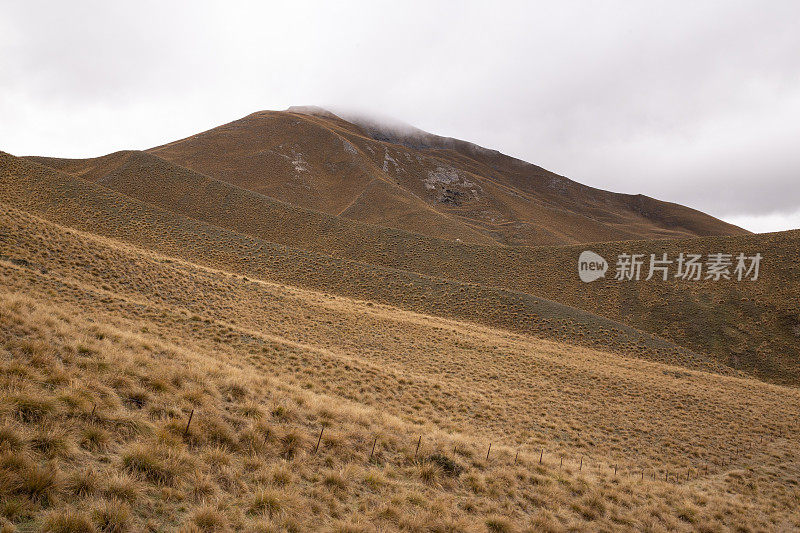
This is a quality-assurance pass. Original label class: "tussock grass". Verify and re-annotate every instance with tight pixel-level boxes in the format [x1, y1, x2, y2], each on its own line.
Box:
[121, 443, 192, 486]
[0, 206, 799, 530]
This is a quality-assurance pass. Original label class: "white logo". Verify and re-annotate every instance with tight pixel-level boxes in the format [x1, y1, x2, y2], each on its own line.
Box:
[578, 251, 762, 282]
[578, 251, 608, 282]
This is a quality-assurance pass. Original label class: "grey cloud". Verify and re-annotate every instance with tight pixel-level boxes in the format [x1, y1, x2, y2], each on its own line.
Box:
[1, 0, 798, 230]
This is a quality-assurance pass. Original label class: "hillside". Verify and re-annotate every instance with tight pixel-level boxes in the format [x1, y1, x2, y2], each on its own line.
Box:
[0, 152, 725, 375]
[2, 200, 800, 531]
[144, 108, 747, 246]
[3, 107, 798, 530]
[23, 149, 800, 385]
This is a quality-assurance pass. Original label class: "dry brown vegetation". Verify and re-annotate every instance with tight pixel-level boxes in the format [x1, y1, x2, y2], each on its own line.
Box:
[1, 108, 799, 530]
[143, 108, 746, 246]
[23, 148, 800, 385]
[0, 153, 729, 374]
[1, 204, 799, 530]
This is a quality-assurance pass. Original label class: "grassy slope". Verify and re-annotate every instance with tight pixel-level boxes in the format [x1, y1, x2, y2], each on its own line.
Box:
[2, 204, 800, 531]
[24, 150, 800, 385]
[146, 110, 747, 246]
[144, 111, 498, 246]
[0, 152, 726, 375]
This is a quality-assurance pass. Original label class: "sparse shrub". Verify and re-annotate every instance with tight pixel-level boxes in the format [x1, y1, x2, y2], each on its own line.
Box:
[190, 505, 228, 532]
[103, 473, 141, 503]
[322, 470, 348, 492]
[485, 515, 514, 533]
[280, 430, 304, 459]
[248, 488, 285, 517]
[65, 468, 98, 497]
[29, 427, 72, 458]
[19, 461, 59, 504]
[0, 425, 23, 451]
[80, 426, 111, 451]
[41, 509, 96, 533]
[427, 453, 464, 477]
[121, 443, 190, 486]
[92, 498, 131, 533]
[10, 394, 54, 423]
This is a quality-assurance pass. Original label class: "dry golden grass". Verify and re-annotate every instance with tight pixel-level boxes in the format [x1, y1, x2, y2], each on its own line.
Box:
[0, 202, 799, 530]
[11, 150, 798, 385]
[145, 108, 745, 245]
[0, 153, 734, 377]
[1, 291, 798, 532]
[32, 108, 746, 249]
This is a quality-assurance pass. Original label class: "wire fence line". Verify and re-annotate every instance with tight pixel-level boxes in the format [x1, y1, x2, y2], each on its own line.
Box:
[174, 407, 794, 487]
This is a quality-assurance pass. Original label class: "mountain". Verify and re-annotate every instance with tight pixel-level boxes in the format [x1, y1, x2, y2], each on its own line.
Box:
[144, 107, 747, 246]
[23, 147, 798, 385]
[0, 152, 726, 373]
[2, 154, 800, 531]
[2, 108, 799, 531]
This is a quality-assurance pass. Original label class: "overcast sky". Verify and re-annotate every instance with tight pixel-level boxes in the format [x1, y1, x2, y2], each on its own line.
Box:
[2, 1, 799, 232]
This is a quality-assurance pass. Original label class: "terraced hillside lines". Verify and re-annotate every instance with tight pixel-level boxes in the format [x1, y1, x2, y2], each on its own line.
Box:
[0, 152, 729, 375]
[146, 108, 747, 246]
[2, 202, 800, 530]
[26, 149, 501, 258]
[145, 110, 498, 245]
[0, 205, 794, 470]
[3, 203, 793, 474]
[26, 149, 799, 384]
[3, 293, 798, 532]
[506, 235, 800, 386]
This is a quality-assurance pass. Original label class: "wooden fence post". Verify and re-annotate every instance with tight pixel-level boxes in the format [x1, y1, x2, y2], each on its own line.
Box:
[486, 443, 492, 461]
[369, 436, 377, 462]
[184, 409, 194, 437]
[314, 426, 324, 453]
[414, 435, 421, 459]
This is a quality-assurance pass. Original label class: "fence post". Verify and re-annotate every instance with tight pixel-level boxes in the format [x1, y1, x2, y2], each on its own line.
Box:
[486, 443, 492, 461]
[514, 450, 518, 465]
[184, 409, 194, 437]
[369, 436, 377, 462]
[539, 449, 543, 465]
[414, 435, 421, 459]
[579, 456, 582, 470]
[314, 426, 324, 453]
